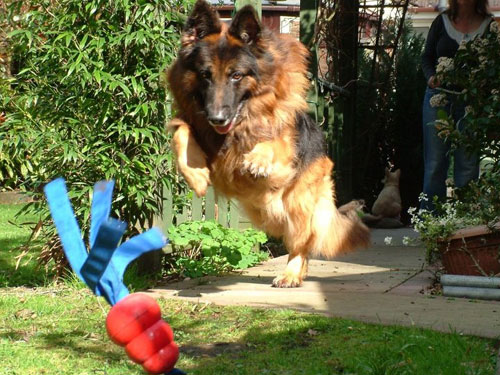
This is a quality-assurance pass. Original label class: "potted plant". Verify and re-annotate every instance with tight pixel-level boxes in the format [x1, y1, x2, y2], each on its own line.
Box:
[438, 223, 500, 276]
[411, 21, 500, 276]
[410, 191, 499, 276]
[410, 175, 500, 277]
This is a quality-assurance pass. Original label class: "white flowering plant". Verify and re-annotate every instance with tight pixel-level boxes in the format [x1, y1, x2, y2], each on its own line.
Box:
[431, 21, 500, 163]
[409, 195, 483, 262]
[410, 167, 500, 262]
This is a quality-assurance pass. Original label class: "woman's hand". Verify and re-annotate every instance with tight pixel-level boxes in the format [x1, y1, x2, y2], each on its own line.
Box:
[428, 75, 440, 88]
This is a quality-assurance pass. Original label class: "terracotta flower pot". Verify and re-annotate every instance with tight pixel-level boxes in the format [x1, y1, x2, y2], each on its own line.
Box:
[439, 224, 500, 276]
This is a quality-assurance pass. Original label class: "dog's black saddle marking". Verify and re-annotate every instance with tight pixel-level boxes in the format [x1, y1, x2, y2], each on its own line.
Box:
[295, 112, 326, 169]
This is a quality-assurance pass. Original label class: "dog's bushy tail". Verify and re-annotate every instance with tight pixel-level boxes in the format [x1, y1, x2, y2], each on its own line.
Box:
[310, 189, 371, 258]
[283, 157, 370, 258]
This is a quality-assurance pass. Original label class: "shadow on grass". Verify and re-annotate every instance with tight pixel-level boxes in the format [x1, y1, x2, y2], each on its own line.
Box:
[40, 331, 123, 361]
[0, 204, 52, 288]
[170, 312, 496, 375]
[0, 293, 496, 375]
[0, 328, 123, 363]
[160, 307, 353, 374]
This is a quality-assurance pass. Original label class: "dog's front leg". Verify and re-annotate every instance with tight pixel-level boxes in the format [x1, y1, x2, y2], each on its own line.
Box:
[241, 141, 276, 178]
[242, 137, 298, 178]
[169, 118, 211, 197]
[272, 252, 309, 288]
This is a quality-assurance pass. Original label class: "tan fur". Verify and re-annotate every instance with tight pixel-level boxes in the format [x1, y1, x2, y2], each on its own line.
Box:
[170, 119, 211, 197]
[371, 168, 402, 219]
[167, 4, 370, 287]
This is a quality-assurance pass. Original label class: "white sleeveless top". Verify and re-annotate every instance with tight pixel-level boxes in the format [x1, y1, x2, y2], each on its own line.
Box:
[442, 14, 492, 43]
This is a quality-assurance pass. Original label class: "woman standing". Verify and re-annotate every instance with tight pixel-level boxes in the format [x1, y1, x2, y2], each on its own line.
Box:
[421, 0, 492, 210]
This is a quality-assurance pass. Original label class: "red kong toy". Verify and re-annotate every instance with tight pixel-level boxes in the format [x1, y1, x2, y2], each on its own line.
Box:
[106, 293, 179, 374]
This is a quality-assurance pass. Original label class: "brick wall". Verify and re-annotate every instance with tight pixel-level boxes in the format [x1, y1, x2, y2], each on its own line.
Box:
[412, 0, 500, 7]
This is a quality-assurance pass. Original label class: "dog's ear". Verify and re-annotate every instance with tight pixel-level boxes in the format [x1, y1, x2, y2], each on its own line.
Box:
[394, 169, 401, 178]
[181, 0, 221, 48]
[228, 5, 261, 45]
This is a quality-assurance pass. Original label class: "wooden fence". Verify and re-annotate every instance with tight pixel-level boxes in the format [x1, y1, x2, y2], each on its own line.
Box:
[139, 185, 251, 271]
[159, 186, 251, 233]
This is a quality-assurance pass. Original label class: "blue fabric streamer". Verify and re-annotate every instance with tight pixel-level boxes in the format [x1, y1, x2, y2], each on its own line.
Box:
[81, 217, 126, 303]
[43, 178, 88, 281]
[167, 369, 187, 375]
[89, 180, 114, 248]
[43, 178, 167, 305]
[44, 178, 179, 375]
[99, 227, 167, 304]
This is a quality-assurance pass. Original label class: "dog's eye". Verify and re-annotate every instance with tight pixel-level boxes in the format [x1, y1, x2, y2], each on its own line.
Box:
[200, 70, 211, 80]
[230, 71, 243, 82]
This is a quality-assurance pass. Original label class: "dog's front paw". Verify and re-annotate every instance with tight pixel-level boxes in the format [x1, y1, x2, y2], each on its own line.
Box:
[181, 166, 211, 197]
[272, 274, 302, 288]
[241, 147, 275, 178]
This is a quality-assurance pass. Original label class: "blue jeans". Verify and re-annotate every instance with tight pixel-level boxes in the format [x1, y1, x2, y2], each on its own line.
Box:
[421, 87, 479, 211]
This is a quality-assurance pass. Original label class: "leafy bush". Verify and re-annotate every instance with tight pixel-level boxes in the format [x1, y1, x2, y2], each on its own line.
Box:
[410, 168, 500, 262]
[166, 221, 268, 278]
[432, 21, 500, 165]
[413, 22, 500, 263]
[1, 3, 31, 191]
[455, 168, 500, 225]
[409, 196, 483, 262]
[1, 0, 190, 273]
[0, 77, 34, 191]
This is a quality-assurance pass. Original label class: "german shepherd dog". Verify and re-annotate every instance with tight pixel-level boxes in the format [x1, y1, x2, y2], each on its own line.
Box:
[167, 0, 370, 287]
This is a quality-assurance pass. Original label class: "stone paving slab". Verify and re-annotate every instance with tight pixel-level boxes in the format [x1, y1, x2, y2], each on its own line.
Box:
[0, 191, 33, 204]
[149, 228, 500, 339]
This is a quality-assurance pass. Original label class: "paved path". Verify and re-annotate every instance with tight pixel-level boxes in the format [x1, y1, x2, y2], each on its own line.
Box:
[149, 228, 500, 339]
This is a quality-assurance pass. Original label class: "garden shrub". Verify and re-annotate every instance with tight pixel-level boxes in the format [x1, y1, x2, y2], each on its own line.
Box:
[166, 221, 268, 278]
[0, 2, 31, 191]
[409, 196, 483, 262]
[1, 0, 191, 274]
[411, 21, 500, 263]
[410, 167, 500, 263]
[0, 77, 34, 191]
[431, 21, 500, 167]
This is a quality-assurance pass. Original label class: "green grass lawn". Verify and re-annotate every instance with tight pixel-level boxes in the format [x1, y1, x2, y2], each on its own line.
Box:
[0, 204, 498, 375]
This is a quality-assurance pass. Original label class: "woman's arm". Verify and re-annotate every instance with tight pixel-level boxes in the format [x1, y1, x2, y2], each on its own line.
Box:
[422, 15, 443, 86]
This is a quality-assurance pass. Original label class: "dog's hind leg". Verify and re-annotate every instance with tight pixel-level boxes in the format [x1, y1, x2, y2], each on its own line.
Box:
[273, 157, 370, 287]
[169, 118, 211, 197]
[307, 160, 370, 259]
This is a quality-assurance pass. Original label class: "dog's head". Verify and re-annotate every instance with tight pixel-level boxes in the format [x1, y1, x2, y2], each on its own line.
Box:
[176, 0, 268, 135]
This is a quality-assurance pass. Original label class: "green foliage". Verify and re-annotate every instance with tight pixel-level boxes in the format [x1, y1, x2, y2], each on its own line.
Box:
[409, 168, 500, 262]
[432, 21, 500, 165]
[415, 23, 500, 261]
[0, 0, 191, 271]
[409, 197, 483, 262]
[455, 167, 500, 225]
[166, 221, 268, 278]
[0, 2, 26, 190]
[0, 77, 35, 191]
